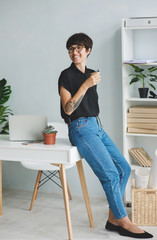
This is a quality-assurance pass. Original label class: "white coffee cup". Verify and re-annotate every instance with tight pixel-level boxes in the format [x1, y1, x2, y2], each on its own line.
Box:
[135, 168, 150, 189]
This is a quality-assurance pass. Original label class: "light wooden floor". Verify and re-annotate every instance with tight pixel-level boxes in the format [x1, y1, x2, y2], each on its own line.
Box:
[0, 188, 156, 240]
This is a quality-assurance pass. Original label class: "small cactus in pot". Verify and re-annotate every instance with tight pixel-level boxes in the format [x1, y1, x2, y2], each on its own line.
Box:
[42, 125, 57, 145]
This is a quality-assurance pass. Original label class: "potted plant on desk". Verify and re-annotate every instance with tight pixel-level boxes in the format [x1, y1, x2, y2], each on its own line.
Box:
[129, 64, 157, 98]
[42, 125, 57, 145]
[0, 78, 13, 134]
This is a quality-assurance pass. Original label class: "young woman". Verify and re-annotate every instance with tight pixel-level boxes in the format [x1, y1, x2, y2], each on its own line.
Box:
[58, 33, 153, 238]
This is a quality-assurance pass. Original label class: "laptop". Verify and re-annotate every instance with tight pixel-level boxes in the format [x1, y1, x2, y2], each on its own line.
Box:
[9, 115, 47, 141]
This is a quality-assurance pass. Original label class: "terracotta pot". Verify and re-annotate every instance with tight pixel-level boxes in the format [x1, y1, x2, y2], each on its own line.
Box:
[43, 133, 57, 145]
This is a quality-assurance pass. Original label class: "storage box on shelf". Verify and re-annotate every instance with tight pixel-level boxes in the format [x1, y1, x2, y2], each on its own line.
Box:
[131, 179, 157, 226]
[122, 17, 157, 202]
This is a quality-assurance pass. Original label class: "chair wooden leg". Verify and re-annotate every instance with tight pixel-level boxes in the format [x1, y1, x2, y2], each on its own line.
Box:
[59, 170, 72, 200]
[76, 160, 94, 228]
[60, 164, 73, 240]
[30, 170, 42, 211]
[66, 182, 72, 200]
[34, 171, 42, 201]
[0, 160, 2, 216]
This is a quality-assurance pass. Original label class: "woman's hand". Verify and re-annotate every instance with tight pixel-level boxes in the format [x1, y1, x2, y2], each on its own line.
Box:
[83, 72, 101, 90]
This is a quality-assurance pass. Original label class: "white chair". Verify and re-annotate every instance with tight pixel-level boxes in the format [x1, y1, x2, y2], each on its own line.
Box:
[21, 122, 75, 210]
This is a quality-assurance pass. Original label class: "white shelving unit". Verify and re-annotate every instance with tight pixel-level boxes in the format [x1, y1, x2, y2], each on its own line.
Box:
[121, 18, 157, 203]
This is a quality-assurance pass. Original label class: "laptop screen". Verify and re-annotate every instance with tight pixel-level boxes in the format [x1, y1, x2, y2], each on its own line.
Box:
[9, 115, 47, 141]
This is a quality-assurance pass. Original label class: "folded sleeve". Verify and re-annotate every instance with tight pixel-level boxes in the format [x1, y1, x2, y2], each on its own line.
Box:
[58, 71, 71, 95]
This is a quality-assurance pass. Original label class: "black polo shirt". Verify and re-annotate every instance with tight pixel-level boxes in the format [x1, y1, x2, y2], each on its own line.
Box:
[58, 63, 99, 124]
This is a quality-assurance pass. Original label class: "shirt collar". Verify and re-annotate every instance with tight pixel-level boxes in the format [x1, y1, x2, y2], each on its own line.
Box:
[71, 62, 89, 78]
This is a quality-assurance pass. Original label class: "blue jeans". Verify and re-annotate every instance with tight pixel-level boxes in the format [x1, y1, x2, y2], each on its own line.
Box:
[68, 117, 131, 219]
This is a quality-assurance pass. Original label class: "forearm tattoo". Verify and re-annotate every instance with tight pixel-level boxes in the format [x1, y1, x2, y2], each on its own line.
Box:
[65, 95, 84, 113]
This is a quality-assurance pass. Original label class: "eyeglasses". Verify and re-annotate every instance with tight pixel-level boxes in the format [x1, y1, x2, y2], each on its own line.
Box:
[68, 45, 83, 53]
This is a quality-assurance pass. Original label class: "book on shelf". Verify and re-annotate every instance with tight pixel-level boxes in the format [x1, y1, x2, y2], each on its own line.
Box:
[127, 118, 157, 123]
[129, 105, 157, 114]
[136, 149, 150, 167]
[129, 148, 152, 167]
[128, 127, 157, 134]
[127, 112, 157, 119]
[139, 148, 152, 165]
[124, 59, 157, 64]
[127, 123, 157, 129]
[127, 106, 157, 134]
[129, 149, 145, 166]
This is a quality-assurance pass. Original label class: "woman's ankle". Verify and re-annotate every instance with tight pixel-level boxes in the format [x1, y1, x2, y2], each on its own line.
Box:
[117, 216, 133, 228]
[108, 209, 119, 225]
[108, 217, 119, 226]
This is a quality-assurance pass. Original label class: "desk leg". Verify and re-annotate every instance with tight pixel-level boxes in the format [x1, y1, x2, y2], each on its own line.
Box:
[76, 160, 94, 228]
[0, 160, 2, 216]
[60, 164, 73, 240]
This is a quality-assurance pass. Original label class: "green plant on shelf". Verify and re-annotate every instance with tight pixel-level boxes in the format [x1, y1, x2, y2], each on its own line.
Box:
[129, 64, 157, 89]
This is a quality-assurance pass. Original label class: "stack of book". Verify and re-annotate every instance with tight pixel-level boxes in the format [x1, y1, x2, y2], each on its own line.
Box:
[129, 148, 152, 167]
[127, 105, 157, 134]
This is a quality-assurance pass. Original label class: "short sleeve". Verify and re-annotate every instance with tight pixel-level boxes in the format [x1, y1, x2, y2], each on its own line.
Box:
[58, 71, 71, 95]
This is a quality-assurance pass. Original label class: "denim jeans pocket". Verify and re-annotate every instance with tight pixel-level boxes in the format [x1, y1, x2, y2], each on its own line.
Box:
[77, 117, 89, 129]
[68, 129, 75, 146]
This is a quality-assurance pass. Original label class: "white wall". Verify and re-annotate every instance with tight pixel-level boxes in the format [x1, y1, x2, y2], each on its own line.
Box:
[1, 0, 157, 198]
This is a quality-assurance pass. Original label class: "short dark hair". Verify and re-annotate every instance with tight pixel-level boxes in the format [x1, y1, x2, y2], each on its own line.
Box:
[66, 33, 93, 51]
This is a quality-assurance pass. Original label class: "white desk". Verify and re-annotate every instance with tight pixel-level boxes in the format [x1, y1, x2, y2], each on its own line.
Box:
[0, 135, 94, 240]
